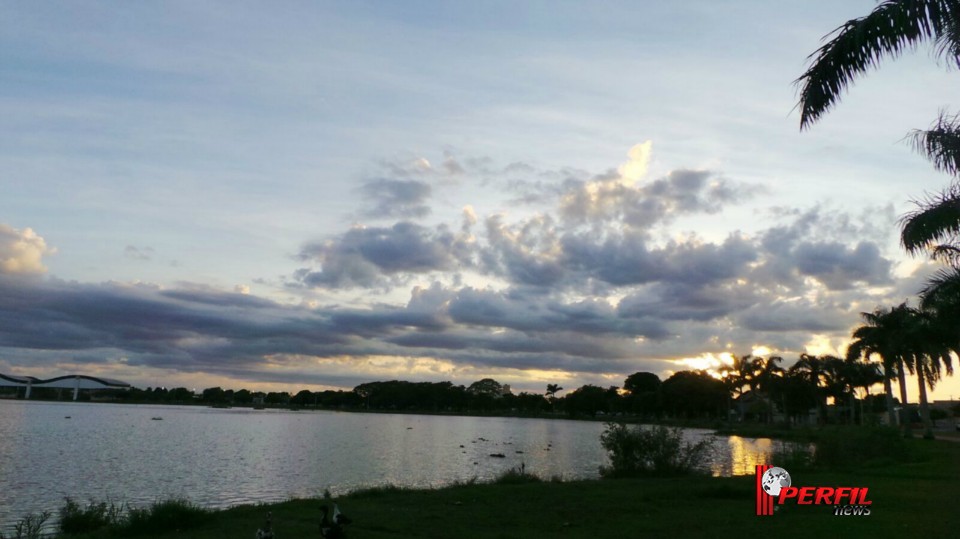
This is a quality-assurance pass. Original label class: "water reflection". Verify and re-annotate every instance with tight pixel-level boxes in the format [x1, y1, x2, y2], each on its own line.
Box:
[709, 435, 809, 477]
[0, 401, 808, 531]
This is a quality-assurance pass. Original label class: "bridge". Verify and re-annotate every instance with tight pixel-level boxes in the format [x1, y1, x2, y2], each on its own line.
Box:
[0, 373, 131, 400]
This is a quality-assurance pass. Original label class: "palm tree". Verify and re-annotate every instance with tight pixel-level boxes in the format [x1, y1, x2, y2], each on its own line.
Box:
[798, 1, 960, 303]
[819, 356, 855, 423]
[720, 354, 756, 396]
[901, 183, 960, 261]
[788, 353, 828, 424]
[903, 306, 957, 437]
[901, 186, 960, 311]
[846, 360, 885, 424]
[796, 0, 960, 130]
[751, 356, 784, 424]
[847, 306, 908, 427]
[720, 354, 756, 422]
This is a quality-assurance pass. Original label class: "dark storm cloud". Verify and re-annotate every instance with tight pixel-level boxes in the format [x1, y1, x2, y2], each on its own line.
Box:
[0, 276, 375, 367]
[295, 221, 473, 289]
[736, 299, 852, 332]
[481, 214, 566, 286]
[617, 281, 760, 322]
[0, 274, 653, 384]
[558, 231, 757, 288]
[792, 241, 892, 290]
[358, 178, 432, 219]
[752, 207, 894, 291]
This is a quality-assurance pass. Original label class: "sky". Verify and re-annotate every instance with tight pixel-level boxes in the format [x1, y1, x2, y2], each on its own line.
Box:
[2, 1, 960, 402]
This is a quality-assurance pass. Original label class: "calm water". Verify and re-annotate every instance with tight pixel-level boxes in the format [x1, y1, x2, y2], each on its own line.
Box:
[0, 400, 795, 529]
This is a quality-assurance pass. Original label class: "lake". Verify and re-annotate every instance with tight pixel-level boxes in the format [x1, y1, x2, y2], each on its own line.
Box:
[0, 400, 794, 530]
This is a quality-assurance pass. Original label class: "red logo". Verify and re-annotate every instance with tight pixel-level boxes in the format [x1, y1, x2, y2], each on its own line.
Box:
[755, 464, 872, 516]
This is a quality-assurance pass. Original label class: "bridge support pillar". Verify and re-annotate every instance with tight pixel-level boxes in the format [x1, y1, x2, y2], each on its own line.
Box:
[25, 381, 31, 399]
[73, 376, 80, 401]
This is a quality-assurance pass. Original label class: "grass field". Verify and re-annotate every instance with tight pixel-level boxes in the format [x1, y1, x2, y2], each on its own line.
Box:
[52, 434, 959, 539]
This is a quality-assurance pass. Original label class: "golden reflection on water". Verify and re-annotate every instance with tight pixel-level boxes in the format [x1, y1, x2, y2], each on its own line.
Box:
[711, 436, 775, 477]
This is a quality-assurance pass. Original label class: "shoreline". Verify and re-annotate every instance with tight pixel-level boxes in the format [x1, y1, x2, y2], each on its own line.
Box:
[11, 435, 960, 538]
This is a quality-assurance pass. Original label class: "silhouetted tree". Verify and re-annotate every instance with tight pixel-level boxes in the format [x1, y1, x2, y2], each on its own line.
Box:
[660, 371, 726, 419]
[563, 385, 616, 417]
[623, 372, 661, 418]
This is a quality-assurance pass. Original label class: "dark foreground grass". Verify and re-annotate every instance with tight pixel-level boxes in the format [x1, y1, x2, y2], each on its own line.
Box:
[49, 438, 960, 539]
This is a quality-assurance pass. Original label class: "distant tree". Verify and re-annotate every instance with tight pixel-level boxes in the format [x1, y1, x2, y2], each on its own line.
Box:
[467, 378, 505, 398]
[545, 384, 563, 399]
[233, 388, 253, 405]
[264, 391, 290, 405]
[201, 387, 226, 404]
[563, 385, 618, 417]
[623, 372, 660, 395]
[291, 389, 315, 407]
[660, 371, 726, 419]
[168, 387, 194, 403]
[514, 392, 549, 414]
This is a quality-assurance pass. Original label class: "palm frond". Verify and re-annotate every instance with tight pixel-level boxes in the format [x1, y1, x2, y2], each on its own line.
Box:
[900, 182, 960, 254]
[919, 265, 960, 309]
[909, 111, 960, 175]
[797, 0, 960, 129]
[934, 6, 960, 64]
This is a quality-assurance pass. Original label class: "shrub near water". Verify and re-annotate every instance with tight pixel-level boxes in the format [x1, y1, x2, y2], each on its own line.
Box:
[58, 499, 125, 535]
[124, 499, 210, 535]
[56, 498, 210, 537]
[599, 423, 713, 478]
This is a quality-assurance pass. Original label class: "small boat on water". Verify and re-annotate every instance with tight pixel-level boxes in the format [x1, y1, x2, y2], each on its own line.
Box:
[151, 417, 163, 421]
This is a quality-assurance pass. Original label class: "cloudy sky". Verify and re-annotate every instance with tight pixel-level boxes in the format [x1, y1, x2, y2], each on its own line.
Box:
[3, 1, 960, 401]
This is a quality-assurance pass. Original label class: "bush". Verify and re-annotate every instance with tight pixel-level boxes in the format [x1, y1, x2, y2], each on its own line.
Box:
[0, 511, 50, 539]
[599, 423, 714, 478]
[58, 499, 124, 535]
[492, 465, 542, 485]
[813, 426, 909, 468]
[124, 499, 210, 535]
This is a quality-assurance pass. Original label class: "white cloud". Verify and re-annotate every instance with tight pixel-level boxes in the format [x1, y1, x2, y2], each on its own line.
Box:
[0, 224, 55, 275]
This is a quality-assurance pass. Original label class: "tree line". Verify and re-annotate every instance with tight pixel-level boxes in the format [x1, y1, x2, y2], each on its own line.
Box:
[98, 346, 949, 428]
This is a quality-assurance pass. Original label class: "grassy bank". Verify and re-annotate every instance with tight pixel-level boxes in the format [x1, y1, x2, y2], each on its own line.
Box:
[37, 435, 958, 539]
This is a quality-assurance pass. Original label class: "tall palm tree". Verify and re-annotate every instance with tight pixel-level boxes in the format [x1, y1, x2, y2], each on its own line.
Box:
[904, 306, 957, 437]
[751, 356, 784, 424]
[720, 354, 760, 422]
[843, 359, 885, 424]
[788, 353, 829, 424]
[798, 1, 960, 303]
[847, 307, 905, 426]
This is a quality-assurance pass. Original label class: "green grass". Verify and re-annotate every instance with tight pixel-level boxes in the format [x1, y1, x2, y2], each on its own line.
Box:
[44, 436, 960, 538]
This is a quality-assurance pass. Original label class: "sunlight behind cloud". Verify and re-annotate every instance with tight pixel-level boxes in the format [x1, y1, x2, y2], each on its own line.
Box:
[618, 140, 653, 185]
[674, 351, 734, 377]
